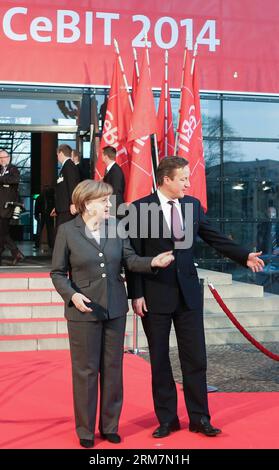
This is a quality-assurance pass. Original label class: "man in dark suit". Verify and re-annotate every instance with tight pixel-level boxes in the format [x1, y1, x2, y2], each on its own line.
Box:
[127, 156, 264, 438]
[0, 149, 24, 265]
[51, 144, 80, 228]
[71, 149, 88, 181]
[102, 146, 125, 217]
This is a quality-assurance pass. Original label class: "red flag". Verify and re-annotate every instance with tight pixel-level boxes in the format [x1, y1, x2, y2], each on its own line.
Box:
[126, 48, 156, 203]
[125, 136, 153, 203]
[95, 54, 132, 187]
[177, 52, 207, 211]
[157, 76, 175, 160]
[128, 49, 157, 141]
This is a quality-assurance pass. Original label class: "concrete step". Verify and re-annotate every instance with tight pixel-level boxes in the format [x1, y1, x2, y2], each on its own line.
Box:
[205, 326, 279, 345]
[204, 293, 279, 313]
[204, 281, 263, 299]
[204, 311, 279, 329]
[0, 318, 67, 336]
[198, 269, 232, 285]
[0, 334, 69, 352]
[0, 289, 62, 304]
[0, 303, 64, 319]
[0, 273, 52, 290]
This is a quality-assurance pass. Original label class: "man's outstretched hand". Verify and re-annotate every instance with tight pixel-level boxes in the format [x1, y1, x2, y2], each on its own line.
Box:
[247, 251, 265, 272]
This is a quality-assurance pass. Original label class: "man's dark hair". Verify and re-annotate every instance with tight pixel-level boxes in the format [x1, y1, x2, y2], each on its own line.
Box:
[156, 156, 189, 186]
[57, 144, 72, 158]
[103, 146, 116, 160]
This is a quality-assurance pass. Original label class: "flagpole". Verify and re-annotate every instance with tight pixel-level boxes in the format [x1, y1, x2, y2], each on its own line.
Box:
[164, 50, 169, 158]
[133, 47, 140, 83]
[144, 34, 159, 190]
[174, 46, 187, 155]
[191, 42, 198, 76]
[114, 39, 134, 113]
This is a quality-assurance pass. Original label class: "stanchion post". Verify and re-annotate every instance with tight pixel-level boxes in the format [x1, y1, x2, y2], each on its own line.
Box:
[200, 277, 218, 393]
[132, 312, 139, 355]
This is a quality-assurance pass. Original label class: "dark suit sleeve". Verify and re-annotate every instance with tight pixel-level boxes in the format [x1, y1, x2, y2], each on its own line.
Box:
[198, 202, 250, 266]
[50, 224, 77, 305]
[122, 237, 153, 273]
[0, 166, 20, 185]
[125, 201, 146, 299]
[64, 161, 80, 204]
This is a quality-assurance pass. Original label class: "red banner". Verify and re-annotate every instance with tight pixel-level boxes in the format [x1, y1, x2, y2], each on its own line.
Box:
[0, 1, 279, 93]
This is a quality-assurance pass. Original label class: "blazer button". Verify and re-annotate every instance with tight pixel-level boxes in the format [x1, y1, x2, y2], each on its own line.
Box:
[99, 253, 103, 257]
[100, 263, 105, 267]
[102, 273, 106, 278]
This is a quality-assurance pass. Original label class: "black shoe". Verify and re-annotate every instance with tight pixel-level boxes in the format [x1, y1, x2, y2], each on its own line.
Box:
[12, 251, 24, 266]
[79, 438, 94, 448]
[189, 416, 221, 437]
[152, 418, 180, 438]
[101, 433, 121, 443]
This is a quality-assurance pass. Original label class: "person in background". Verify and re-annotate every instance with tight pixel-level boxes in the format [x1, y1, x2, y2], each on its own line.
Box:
[50, 144, 80, 229]
[34, 186, 55, 250]
[102, 146, 125, 217]
[50, 179, 174, 448]
[71, 149, 88, 181]
[0, 149, 24, 266]
[257, 206, 279, 256]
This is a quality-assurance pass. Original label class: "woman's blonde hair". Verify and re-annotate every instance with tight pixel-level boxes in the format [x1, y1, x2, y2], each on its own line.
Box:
[72, 179, 113, 214]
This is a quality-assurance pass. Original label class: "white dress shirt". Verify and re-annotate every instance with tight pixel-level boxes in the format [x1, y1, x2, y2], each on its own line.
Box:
[157, 189, 184, 231]
[106, 161, 116, 174]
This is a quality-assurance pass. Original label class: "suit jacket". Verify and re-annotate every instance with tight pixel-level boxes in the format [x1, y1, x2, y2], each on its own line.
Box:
[55, 159, 80, 213]
[50, 215, 154, 321]
[103, 163, 125, 213]
[0, 164, 20, 218]
[76, 162, 88, 182]
[127, 192, 250, 313]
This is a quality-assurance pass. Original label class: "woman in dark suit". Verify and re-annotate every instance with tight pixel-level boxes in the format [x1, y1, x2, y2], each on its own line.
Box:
[51, 179, 173, 448]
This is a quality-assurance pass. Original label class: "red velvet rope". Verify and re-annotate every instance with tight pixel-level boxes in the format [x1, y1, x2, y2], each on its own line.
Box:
[208, 283, 279, 361]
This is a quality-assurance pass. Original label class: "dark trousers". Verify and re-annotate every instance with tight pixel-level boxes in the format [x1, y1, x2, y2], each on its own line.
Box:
[36, 215, 55, 249]
[67, 316, 126, 440]
[0, 218, 18, 258]
[142, 304, 210, 426]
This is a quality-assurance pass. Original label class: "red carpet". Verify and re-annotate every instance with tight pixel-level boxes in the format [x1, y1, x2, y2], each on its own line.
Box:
[0, 350, 278, 449]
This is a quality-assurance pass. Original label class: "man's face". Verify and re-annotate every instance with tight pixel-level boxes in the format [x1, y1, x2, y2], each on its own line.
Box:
[57, 151, 64, 164]
[0, 152, 11, 167]
[163, 166, 191, 199]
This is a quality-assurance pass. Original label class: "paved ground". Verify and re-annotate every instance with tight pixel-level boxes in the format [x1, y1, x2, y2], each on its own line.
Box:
[140, 342, 279, 392]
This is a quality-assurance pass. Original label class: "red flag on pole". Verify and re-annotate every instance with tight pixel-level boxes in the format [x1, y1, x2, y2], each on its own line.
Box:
[126, 48, 156, 203]
[95, 54, 132, 187]
[157, 51, 175, 160]
[176, 51, 207, 211]
[128, 48, 157, 142]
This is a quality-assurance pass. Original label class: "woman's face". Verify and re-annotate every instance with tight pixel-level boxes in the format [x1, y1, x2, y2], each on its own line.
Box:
[85, 195, 112, 220]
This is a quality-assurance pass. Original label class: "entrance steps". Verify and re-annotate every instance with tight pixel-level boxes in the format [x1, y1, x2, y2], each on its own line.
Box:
[0, 270, 279, 351]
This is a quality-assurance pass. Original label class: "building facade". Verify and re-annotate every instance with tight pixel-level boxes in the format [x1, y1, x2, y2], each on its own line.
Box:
[0, 1, 279, 291]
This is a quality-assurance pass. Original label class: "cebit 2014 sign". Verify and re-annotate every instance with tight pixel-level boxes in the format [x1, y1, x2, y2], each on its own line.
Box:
[0, 1, 278, 93]
[2, 7, 220, 50]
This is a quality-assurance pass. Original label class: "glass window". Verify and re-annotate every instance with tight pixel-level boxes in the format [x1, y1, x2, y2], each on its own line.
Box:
[204, 140, 221, 177]
[223, 100, 279, 138]
[223, 141, 279, 177]
[206, 179, 221, 219]
[201, 99, 221, 137]
[222, 222, 258, 251]
[223, 180, 257, 219]
[0, 98, 80, 126]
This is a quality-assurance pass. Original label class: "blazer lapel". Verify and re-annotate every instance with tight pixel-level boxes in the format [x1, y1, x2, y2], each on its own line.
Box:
[74, 215, 102, 251]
